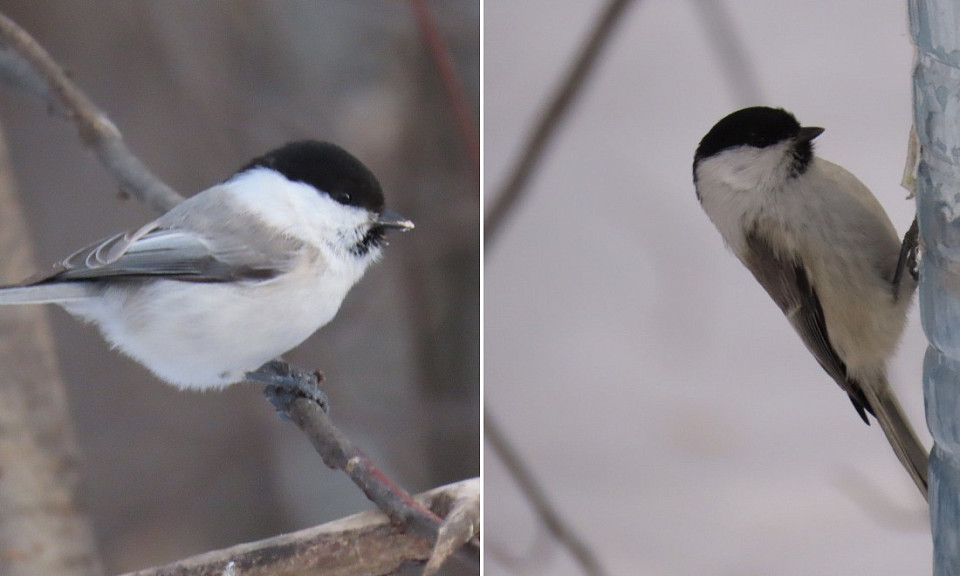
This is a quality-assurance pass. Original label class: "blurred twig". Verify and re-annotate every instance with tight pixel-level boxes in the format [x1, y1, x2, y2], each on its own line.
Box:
[117, 479, 479, 576]
[0, 11, 183, 213]
[486, 411, 606, 576]
[689, 0, 764, 105]
[394, 0, 480, 489]
[410, 0, 480, 187]
[485, 0, 637, 244]
[485, 2, 639, 575]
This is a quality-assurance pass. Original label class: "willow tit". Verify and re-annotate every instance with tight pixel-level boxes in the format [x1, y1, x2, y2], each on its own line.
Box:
[0, 140, 413, 390]
[693, 107, 928, 498]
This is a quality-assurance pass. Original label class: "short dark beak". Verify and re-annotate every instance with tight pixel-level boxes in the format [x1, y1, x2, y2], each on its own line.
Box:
[376, 209, 414, 231]
[797, 126, 825, 144]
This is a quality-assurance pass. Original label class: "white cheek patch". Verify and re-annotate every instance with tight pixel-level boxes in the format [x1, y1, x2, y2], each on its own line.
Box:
[695, 143, 802, 259]
[227, 167, 373, 250]
[697, 143, 793, 193]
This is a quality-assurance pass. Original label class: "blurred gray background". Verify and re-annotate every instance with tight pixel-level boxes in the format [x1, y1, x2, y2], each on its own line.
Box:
[0, 1, 478, 573]
[486, 1, 930, 574]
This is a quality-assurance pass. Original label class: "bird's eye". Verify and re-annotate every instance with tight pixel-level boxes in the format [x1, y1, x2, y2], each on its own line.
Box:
[336, 192, 352, 204]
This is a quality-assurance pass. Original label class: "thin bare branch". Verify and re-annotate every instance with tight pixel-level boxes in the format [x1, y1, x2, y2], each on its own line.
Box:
[289, 398, 442, 528]
[690, 0, 764, 105]
[484, 3, 635, 574]
[410, 0, 481, 187]
[486, 411, 607, 576]
[484, 0, 637, 244]
[0, 11, 184, 213]
[117, 479, 478, 576]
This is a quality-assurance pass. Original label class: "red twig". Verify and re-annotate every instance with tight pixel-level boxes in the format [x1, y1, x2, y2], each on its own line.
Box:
[409, 0, 480, 187]
[284, 397, 480, 571]
[286, 398, 442, 535]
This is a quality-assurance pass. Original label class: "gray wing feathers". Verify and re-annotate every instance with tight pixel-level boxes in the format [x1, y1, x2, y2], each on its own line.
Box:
[69, 221, 160, 270]
[20, 188, 305, 285]
[741, 231, 870, 417]
[0, 283, 92, 304]
[741, 231, 929, 499]
[50, 228, 247, 281]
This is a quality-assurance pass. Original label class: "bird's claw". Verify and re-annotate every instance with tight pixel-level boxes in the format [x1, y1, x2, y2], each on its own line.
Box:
[247, 360, 329, 419]
[893, 217, 920, 300]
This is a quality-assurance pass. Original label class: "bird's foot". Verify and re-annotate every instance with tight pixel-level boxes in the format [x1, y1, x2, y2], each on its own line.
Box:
[893, 217, 920, 300]
[246, 360, 328, 418]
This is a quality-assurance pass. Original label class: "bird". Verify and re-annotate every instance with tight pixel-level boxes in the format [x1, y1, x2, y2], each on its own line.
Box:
[693, 106, 928, 498]
[0, 140, 413, 394]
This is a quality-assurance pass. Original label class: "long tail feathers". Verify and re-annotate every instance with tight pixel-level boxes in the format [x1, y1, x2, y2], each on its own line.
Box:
[864, 377, 929, 501]
[0, 283, 91, 305]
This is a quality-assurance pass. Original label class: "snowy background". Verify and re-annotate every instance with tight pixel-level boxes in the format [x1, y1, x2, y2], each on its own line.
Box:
[485, 1, 931, 574]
